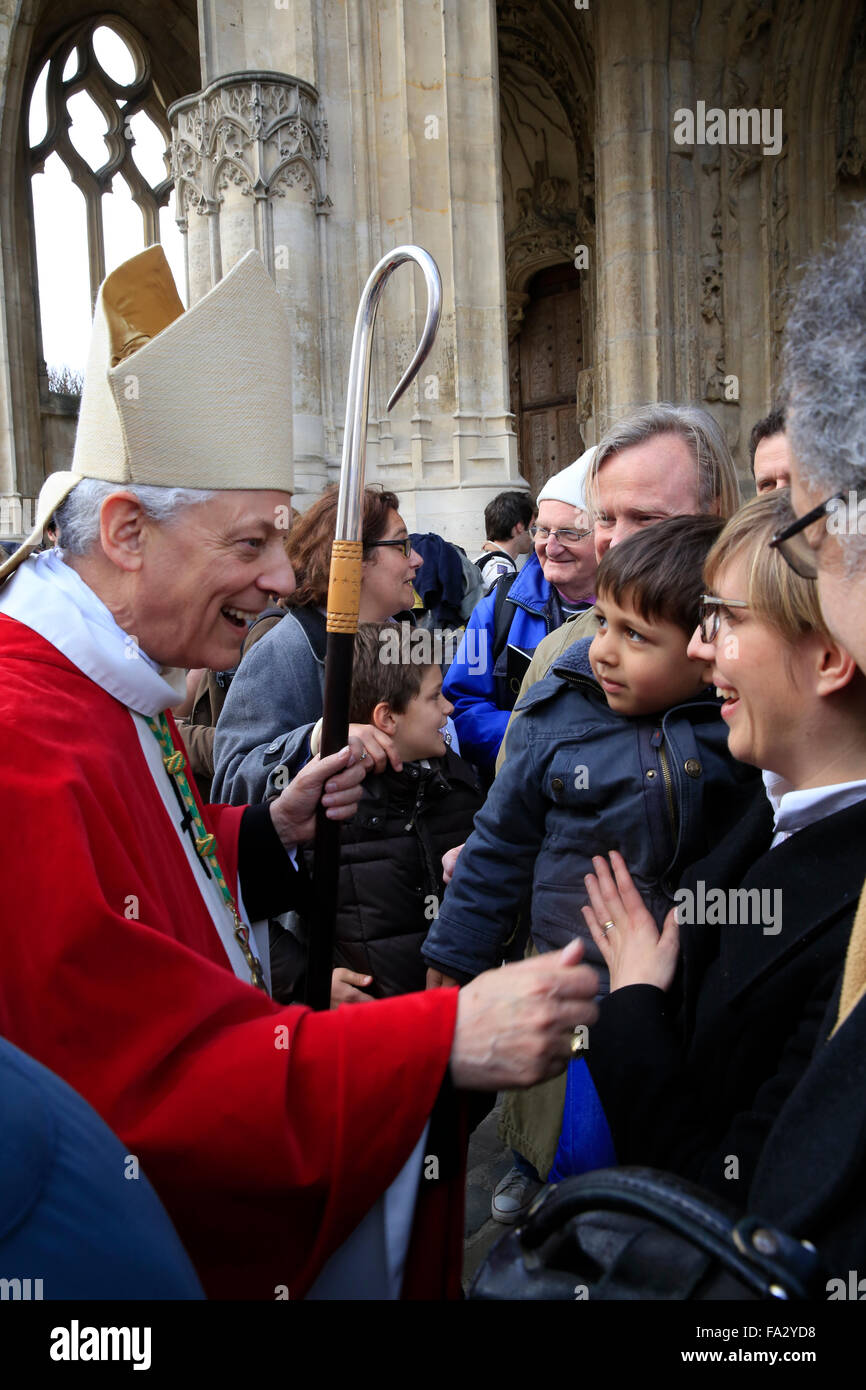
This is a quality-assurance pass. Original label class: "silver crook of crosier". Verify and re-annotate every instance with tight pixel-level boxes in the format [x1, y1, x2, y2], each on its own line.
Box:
[335, 246, 442, 544]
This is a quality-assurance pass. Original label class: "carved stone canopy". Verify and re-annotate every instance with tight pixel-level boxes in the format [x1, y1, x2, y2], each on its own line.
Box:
[168, 71, 331, 218]
[505, 162, 582, 291]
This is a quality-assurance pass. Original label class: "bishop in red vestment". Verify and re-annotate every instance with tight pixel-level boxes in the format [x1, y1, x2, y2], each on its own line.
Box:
[0, 247, 598, 1299]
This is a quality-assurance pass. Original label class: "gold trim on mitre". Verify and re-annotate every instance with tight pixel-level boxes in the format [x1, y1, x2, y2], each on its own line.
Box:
[101, 245, 185, 366]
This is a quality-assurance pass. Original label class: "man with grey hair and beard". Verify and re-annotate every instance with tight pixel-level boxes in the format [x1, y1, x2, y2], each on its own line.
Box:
[746, 207, 866, 1275]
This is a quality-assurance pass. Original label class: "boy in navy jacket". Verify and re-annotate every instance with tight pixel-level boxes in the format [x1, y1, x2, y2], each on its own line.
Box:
[423, 516, 760, 1197]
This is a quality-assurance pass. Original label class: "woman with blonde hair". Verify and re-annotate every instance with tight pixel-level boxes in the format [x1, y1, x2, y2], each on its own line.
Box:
[560, 489, 866, 1193]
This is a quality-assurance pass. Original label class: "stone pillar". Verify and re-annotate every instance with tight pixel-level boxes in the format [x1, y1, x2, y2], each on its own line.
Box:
[174, 0, 519, 544]
[342, 0, 519, 547]
[592, 3, 674, 427]
[197, 0, 317, 89]
[169, 63, 331, 495]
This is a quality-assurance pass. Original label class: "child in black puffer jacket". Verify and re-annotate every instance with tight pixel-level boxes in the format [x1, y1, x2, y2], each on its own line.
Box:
[307, 623, 483, 998]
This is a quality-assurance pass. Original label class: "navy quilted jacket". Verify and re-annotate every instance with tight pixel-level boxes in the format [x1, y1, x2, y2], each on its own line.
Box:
[423, 638, 760, 990]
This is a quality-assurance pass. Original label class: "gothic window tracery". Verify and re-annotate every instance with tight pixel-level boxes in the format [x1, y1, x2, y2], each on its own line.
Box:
[27, 16, 183, 389]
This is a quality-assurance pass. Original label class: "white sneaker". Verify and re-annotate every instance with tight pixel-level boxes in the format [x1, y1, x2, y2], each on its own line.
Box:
[491, 1166, 541, 1224]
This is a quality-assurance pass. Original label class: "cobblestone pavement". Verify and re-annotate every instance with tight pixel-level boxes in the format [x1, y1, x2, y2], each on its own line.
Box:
[462, 1098, 514, 1289]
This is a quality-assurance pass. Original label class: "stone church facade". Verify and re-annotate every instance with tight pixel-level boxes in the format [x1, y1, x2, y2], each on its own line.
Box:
[1, 0, 865, 552]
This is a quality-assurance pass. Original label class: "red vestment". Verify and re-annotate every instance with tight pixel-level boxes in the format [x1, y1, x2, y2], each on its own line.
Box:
[0, 616, 464, 1298]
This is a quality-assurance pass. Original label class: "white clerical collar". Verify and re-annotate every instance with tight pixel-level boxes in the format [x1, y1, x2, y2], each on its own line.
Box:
[763, 767, 866, 847]
[0, 548, 185, 715]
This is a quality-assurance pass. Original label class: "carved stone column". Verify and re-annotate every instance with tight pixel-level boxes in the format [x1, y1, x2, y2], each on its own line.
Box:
[341, 0, 519, 547]
[169, 73, 330, 493]
[592, 3, 672, 425]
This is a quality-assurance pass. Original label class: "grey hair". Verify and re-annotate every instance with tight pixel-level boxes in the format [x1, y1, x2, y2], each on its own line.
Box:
[783, 208, 866, 572]
[586, 403, 741, 520]
[54, 478, 216, 555]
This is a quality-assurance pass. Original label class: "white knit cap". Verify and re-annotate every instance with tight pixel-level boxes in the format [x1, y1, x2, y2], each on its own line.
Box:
[0, 245, 293, 583]
[536, 446, 597, 513]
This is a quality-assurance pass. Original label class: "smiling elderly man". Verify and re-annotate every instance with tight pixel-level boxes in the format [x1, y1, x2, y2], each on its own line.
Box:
[502, 404, 741, 721]
[0, 247, 598, 1300]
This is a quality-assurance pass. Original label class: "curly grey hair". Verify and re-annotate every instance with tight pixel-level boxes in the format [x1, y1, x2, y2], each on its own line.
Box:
[54, 479, 216, 555]
[586, 403, 741, 521]
[783, 208, 866, 571]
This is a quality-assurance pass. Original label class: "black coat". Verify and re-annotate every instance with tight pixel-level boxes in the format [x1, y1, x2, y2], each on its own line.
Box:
[748, 974, 866, 1281]
[586, 787, 866, 1200]
[328, 748, 483, 998]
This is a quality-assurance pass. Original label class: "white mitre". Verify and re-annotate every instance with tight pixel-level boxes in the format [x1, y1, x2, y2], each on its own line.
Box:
[0, 244, 293, 582]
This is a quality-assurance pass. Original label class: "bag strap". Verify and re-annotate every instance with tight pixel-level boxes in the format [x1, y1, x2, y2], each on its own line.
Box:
[240, 606, 286, 658]
[287, 603, 328, 662]
[491, 571, 518, 667]
[476, 548, 514, 573]
[522, 1167, 820, 1300]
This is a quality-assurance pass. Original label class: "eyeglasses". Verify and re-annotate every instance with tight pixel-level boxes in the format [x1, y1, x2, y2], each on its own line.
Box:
[530, 524, 593, 546]
[366, 537, 414, 558]
[769, 491, 849, 579]
[698, 594, 750, 644]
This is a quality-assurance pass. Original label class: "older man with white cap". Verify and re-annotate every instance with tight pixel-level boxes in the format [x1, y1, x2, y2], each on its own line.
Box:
[442, 449, 597, 779]
[0, 246, 600, 1299]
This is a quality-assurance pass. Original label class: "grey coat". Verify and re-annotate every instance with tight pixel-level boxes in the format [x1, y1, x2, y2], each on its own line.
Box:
[211, 606, 325, 805]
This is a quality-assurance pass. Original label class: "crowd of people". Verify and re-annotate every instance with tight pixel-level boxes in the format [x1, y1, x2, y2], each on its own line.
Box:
[2, 209, 866, 1302]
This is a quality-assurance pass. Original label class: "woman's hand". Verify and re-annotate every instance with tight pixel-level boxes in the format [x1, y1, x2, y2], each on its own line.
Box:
[347, 723, 403, 773]
[583, 851, 680, 993]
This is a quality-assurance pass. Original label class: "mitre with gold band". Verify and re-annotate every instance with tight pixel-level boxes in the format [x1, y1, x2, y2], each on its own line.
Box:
[0, 244, 293, 583]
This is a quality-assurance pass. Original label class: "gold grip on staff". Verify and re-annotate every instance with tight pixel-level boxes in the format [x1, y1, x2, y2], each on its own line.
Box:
[326, 539, 364, 634]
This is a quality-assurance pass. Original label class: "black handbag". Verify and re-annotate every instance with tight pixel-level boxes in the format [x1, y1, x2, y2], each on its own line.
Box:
[468, 1167, 823, 1301]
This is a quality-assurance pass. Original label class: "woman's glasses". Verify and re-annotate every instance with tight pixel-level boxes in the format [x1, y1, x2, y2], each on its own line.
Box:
[366, 537, 414, 558]
[698, 595, 750, 644]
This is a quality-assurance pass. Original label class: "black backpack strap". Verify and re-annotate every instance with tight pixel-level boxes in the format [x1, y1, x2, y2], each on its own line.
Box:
[240, 606, 287, 658]
[476, 547, 514, 574]
[491, 571, 518, 667]
[285, 604, 328, 662]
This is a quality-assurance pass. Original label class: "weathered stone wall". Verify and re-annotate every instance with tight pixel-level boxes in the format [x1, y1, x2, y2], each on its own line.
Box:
[1, 0, 864, 550]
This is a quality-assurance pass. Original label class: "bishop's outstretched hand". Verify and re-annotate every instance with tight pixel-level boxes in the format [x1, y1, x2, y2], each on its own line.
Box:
[449, 939, 599, 1091]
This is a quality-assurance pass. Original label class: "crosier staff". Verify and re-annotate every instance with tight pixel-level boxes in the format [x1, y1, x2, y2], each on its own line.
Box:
[305, 246, 442, 1009]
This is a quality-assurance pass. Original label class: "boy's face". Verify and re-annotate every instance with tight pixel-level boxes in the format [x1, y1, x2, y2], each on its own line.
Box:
[391, 664, 454, 761]
[589, 586, 713, 717]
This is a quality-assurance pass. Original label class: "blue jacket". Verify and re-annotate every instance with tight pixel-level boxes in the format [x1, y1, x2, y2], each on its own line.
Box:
[443, 553, 572, 774]
[424, 638, 760, 989]
[0, 1037, 203, 1299]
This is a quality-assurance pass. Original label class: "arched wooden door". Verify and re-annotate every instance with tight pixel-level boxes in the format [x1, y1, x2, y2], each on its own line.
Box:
[512, 263, 583, 499]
